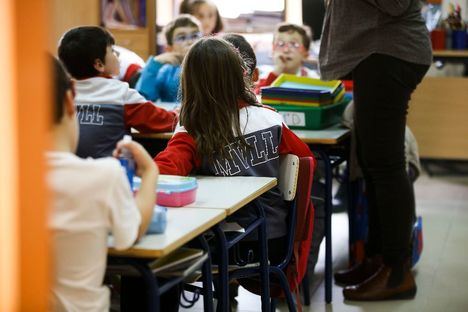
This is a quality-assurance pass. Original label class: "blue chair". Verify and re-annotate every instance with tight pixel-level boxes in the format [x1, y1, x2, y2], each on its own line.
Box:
[228, 155, 315, 311]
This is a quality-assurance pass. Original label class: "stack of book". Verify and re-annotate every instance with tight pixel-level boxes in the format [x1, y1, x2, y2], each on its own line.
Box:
[260, 74, 351, 130]
[261, 74, 345, 107]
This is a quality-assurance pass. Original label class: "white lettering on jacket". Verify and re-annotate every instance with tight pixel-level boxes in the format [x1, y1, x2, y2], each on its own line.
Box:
[212, 130, 279, 176]
[77, 104, 104, 125]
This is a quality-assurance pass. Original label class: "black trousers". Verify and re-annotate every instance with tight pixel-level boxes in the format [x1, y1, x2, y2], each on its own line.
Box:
[352, 54, 428, 266]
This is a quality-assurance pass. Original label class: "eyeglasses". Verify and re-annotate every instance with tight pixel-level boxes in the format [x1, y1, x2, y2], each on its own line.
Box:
[273, 40, 304, 51]
[173, 32, 202, 44]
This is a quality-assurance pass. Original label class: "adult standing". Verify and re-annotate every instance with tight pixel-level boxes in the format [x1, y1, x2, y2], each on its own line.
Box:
[319, 0, 432, 300]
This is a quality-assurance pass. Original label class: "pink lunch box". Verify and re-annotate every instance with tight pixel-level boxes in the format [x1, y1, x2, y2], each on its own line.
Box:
[155, 175, 198, 207]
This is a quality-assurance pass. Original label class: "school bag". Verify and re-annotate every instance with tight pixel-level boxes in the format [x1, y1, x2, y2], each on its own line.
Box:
[348, 179, 423, 267]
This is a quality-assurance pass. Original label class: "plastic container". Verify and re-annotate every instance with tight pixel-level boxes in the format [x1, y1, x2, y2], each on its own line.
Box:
[452, 30, 467, 50]
[431, 29, 446, 50]
[146, 205, 168, 234]
[156, 175, 198, 207]
[118, 135, 135, 189]
[274, 96, 351, 130]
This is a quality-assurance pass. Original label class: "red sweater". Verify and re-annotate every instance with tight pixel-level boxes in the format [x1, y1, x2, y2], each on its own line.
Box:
[155, 103, 314, 239]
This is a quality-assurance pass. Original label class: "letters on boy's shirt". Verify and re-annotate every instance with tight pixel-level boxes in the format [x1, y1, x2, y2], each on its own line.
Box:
[76, 104, 104, 125]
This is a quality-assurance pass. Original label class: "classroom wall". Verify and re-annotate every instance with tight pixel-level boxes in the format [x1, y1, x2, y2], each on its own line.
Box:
[50, 0, 100, 54]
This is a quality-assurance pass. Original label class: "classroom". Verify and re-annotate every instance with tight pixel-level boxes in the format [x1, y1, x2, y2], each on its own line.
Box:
[2, 0, 468, 311]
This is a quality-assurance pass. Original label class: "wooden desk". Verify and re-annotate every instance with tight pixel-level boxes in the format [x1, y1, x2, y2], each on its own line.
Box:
[433, 49, 468, 59]
[108, 208, 225, 258]
[133, 131, 172, 140]
[186, 176, 277, 215]
[408, 47, 468, 160]
[108, 176, 276, 257]
[408, 77, 468, 159]
[133, 126, 350, 146]
[292, 126, 350, 144]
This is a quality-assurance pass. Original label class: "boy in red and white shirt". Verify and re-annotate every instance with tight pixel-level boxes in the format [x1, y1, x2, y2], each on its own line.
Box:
[255, 23, 318, 94]
[58, 26, 178, 159]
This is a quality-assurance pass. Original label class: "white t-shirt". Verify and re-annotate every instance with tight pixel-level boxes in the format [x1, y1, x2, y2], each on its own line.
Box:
[47, 152, 141, 312]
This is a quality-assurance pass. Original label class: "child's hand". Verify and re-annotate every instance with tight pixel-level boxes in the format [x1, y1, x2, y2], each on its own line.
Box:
[154, 52, 184, 65]
[113, 140, 158, 178]
[172, 106, 181, 116]
[273, 53, 287, 75]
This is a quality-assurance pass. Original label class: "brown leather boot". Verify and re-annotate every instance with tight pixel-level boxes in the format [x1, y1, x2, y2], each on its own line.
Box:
[343, 264, 417, 301]
[334, 255, 383, 286]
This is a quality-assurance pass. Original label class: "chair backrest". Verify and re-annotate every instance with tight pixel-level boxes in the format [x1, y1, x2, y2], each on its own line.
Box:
[278, 155, 315, 270]
[295, 157, 315, 242]
[238, 155, 316, 298]
[278, 154, 300, 201]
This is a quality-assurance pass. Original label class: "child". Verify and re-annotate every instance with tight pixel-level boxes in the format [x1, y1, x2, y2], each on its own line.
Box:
[47, 56, 158, 311]
[114, 45, 145, 87]
[58, 26, 177, 159]
[155, 37, 314, 261]
[222, 33, 259, 87]
[135, 15, 201, 102]
[179, 0, 223, 35]
[255, 23, 318, 94]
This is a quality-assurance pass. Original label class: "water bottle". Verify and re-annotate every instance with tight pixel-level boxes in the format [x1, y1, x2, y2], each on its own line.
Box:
[118, 135, 135, 190]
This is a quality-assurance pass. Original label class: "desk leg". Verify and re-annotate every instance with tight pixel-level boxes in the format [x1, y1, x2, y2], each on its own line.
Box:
[198, 235, 214, 312]
[316, 149, 333, 303]
[347, 177, 357, 266]
[121, 259, 159, 311]
[253, 200, 271, 312]
[213, 225, 229, 312]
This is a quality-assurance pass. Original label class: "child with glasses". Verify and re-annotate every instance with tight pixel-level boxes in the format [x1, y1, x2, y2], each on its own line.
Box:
[58, 26, 178, 159]
[255, 23, 318, 94]
[136, 15, 202, 102]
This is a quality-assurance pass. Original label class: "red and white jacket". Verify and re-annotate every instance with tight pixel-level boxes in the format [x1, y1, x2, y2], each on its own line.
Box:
[74, 76, 177, 158]
[155, 102, 314, 239]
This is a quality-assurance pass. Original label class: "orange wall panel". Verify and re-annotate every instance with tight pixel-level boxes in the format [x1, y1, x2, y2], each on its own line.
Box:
[0, 0, 18, 309]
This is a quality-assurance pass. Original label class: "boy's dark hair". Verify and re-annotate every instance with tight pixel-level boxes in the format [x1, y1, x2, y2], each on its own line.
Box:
[164, 14, 201, 46]
[52, 56, 73, 124]
[58, 26, 115, 79]
[179, 0, 224, 34]
[275, 23, 312, 51]
[222, 33, 257, 77]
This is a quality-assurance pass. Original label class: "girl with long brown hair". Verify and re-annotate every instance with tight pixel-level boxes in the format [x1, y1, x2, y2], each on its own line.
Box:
[155, 37, 313, 258]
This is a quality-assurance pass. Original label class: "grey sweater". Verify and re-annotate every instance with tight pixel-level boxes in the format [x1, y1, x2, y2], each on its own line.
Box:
[319, 0, 432, 80]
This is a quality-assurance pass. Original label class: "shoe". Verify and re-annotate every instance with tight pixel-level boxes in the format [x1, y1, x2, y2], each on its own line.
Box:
[334, 255, 383, 286]
[343, 265, 417, 301]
